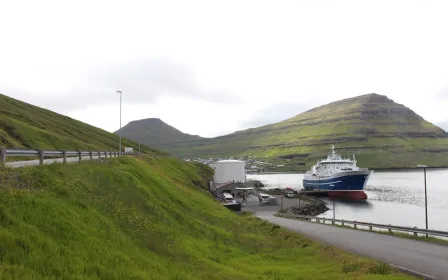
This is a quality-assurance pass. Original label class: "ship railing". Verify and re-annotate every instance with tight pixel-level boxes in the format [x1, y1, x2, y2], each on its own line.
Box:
[277, 213, 448, 238]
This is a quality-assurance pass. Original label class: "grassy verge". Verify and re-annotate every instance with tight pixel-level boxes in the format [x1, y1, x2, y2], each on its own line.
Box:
[0, 93, 165, 155]
[0, 157, 413, 279]
[276, 214, 448, 247]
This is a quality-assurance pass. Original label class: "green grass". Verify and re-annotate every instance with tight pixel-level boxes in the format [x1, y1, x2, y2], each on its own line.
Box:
[163, 94, 448, 170]
[0, 156, 413, 279]
[0, 93, 165, 155]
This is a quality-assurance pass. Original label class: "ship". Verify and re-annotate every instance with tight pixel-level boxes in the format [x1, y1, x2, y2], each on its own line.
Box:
[303, 145, 373, 200]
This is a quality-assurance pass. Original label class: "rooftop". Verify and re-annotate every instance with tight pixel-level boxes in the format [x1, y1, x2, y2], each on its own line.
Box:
[216, 160, 244, 163]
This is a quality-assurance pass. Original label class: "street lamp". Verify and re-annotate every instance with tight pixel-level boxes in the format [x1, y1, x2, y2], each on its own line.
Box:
[417, 164, 428, 237]
[117, 90, 122, 155]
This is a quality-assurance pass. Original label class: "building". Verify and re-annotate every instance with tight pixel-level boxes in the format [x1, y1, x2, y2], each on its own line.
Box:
[212, 181, 254, 198]
[213, 159, 246, 184]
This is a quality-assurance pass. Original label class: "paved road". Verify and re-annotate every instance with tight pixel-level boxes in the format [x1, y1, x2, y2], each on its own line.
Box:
[5, 155, 117, 168]
[255, 211, 448, 280]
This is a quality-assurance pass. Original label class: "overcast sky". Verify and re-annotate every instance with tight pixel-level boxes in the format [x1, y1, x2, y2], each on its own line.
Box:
[1, 0, 448, 137]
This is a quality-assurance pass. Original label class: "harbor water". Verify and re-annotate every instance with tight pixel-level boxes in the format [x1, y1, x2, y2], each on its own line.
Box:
[247, 169, 448, 231]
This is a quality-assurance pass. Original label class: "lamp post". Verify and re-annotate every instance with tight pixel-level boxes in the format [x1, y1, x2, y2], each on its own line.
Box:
[417, 164, 428, 237]
[147, 130, 151, 156]
[117, 90, 122, 155]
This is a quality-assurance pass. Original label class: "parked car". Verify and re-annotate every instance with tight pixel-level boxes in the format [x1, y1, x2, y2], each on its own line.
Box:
[258, 193, 271, 205]
[284, 190, 295, 198]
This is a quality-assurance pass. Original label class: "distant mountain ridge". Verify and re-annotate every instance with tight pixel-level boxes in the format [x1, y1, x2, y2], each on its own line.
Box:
[159, 93, 448, 169]
[114, 118, 204, 146]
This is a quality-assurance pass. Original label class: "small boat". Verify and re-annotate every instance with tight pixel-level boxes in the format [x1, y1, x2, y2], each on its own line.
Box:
[303, 145, 373, 200]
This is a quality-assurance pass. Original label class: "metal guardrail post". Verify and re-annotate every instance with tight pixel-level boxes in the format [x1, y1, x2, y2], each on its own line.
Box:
[62, 150, 67, 164]
[78, 150, 82, 162]
[89, 151, 93, 160]
[109, 150, 112, 158]
[98, 151, 101, 160]
[104, 151, 107, 159]
[38, 150, 44, 166]
[0, 146, 6, 166]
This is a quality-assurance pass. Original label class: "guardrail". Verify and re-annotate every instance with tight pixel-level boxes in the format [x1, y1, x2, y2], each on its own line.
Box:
[0, 146, 135, 166]
[278, 213, 448, 238]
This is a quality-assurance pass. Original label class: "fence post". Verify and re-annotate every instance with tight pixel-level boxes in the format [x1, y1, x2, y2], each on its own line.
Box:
[413, 227, 418, 236]
[0, 146, 6, 166]
[78, 150, 82, 162]
[89, 151, 93, 160]
[388, 225, 392, 233]
[98, 151, 101, 161]
[354, 222, 357, 229]
[104, 151, 108, 159]
[109, 150, 112, 158]
[369, 225, 373, 231]
[38, 150, 44, 166]
[62, 150, 67, 164]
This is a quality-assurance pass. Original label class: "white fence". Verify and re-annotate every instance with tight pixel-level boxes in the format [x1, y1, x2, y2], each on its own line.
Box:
[278, 213, 448, 238]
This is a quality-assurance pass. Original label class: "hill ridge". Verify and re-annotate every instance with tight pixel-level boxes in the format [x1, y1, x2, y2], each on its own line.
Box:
[161, 93, 448, 169]
[0, 93, 161, 154]
[115, 118, 204, 146]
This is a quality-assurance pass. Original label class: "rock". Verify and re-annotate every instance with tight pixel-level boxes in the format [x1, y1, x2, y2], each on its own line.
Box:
[279, 197, 329, 216]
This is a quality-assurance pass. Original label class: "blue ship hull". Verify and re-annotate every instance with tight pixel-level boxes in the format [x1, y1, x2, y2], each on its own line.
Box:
[303, 173, 369, 191]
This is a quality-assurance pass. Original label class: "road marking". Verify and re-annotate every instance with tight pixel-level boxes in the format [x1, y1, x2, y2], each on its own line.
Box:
[389, 264, 435, 280]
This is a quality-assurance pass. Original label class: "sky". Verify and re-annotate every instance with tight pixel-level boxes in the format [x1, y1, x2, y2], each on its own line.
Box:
[1, 0, 448, 137]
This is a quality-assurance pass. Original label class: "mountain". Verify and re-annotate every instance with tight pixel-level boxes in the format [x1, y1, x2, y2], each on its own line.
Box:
[115, 118, 204, 146]
[164, 93, 448, 169]
[0, 93, 163, 154]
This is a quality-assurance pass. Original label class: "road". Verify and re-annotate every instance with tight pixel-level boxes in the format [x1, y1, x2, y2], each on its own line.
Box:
[5, 154, 117, 168]
[255, 211, 448, 280]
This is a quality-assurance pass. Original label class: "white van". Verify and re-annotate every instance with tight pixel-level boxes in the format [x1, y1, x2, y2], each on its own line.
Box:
[258, 193, 271, 205]
[222, 193, 236, 204]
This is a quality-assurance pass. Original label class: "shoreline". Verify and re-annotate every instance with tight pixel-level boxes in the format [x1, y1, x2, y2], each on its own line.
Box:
[247, 166, 448, 175]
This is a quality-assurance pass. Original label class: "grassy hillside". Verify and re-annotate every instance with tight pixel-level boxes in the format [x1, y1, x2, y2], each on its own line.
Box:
[165, 94, 448, 169]
[0, 156, 410, 279]
[115, 118, 204, 147]
[0, 93, 164, 155]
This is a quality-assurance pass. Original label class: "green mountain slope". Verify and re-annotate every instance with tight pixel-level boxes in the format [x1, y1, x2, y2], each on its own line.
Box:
[0, 157, 409, 279]
[115, 118, 204, 147]
[165, 93, 448, 169]
[0, 93, 163, 154]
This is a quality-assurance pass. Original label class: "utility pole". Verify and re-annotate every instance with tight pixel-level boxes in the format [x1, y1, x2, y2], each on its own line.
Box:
[117, 90, 122, 155]
[280, 192, 284, 211]
[333, 199, 335, 224]
[418, 164, 429, 237]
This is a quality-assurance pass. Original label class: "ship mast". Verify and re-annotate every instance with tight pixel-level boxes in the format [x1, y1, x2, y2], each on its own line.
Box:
[331, 145, 335, 159]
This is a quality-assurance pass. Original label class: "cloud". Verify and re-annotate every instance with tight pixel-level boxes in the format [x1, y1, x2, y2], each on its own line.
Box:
[436, 121, 448, 131]
[435, 84, 448, 101]
[1, 58, 245, 112]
